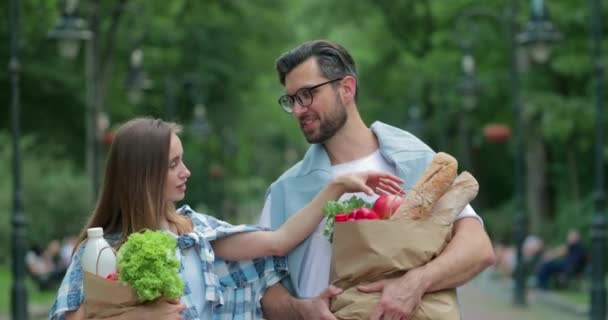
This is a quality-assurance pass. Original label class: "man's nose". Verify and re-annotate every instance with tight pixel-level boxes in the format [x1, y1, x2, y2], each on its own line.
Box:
[292, 102, 309, 115]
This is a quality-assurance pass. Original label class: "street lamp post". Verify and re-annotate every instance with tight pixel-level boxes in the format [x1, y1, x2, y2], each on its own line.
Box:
[455, 0, 561, 306]
[456, 46, 481, 171]
[48, 0, 100, 203]
[505, 0, 527, 306]
[9, 0, 28, 318]
[47, 0, 92, 59]
[587, 0, 606, 318]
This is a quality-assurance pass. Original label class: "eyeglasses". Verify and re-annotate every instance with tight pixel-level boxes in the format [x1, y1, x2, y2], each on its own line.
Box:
[277, 78, 343, 113]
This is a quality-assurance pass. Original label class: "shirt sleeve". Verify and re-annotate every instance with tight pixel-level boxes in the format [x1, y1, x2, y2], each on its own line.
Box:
[258, 195, 272, 228]
[455, 204, 483, 225]
[48, 244, 86, 320]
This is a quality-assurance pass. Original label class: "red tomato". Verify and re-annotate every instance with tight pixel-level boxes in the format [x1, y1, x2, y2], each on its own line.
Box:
[372, 194, 404, 219]
[334, 213, 348, 222]
[105, 273, 119, 281]
[347, 211, 357, 221]
[352, 207, 380, 220]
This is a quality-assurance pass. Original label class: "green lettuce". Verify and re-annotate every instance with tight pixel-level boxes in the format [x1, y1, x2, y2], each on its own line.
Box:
[117, 230, 184, 302]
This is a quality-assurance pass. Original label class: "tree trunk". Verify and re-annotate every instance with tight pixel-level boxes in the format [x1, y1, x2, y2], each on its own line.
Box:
[566, 140, 581, 205]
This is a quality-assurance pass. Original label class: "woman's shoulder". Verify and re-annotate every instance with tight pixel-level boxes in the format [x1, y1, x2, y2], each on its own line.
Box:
[177, 205, 231, 230]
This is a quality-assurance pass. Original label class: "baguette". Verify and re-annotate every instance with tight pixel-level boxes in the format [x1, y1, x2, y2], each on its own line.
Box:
[391, 152, 458, 220]
[429, 171, 479, 221]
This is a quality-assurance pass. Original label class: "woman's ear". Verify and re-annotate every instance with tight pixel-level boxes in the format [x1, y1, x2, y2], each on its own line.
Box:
[340, 76, 357, 103]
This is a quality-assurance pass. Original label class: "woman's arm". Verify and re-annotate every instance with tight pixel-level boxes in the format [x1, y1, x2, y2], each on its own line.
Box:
[212, 171, 404, 260]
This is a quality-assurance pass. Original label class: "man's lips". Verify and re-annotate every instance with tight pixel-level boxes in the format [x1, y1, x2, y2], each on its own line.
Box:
[300, 115, 318, 130]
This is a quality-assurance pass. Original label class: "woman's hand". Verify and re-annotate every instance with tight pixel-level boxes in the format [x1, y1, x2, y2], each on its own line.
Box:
[333, 171, 405, 196]
[136, 298, 186, 320]
[64, 298, 186, 320]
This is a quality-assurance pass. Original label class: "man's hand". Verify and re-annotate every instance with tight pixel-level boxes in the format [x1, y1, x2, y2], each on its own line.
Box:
[294, 286, 343, 320]
[262, 283, 342, 320]
[357, 269, 426, 320]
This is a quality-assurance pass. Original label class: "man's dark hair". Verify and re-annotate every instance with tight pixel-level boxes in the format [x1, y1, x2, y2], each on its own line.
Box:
[275, 40, 358, 98]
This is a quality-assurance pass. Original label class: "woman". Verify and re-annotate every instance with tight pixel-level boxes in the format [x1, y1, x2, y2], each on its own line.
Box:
[50, 117, 404, 320]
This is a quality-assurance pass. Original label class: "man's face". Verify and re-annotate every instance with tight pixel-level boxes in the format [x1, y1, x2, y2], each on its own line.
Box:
[284, 58, 347, 144]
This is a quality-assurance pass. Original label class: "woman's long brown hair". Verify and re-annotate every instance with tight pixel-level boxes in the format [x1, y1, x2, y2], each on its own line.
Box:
[75, 118, 192, 251]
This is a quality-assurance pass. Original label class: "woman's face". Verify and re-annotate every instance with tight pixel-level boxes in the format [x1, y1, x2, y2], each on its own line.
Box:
[165, 133, 191, 203]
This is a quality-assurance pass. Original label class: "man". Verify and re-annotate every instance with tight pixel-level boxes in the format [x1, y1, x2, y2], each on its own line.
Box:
[259, 40, 495, 320]
[536, 229, 586, 290]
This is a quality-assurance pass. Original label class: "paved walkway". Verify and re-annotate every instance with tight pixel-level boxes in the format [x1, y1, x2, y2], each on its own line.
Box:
[1, 274, 598, 320]
[459, 274, 588, 320]
[0, 302, 49, 320]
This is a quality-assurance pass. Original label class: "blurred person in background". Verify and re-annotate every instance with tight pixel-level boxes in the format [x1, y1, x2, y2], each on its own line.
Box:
[25, 240, 66, 290]
[493, 235, 545, 277]
[536, 229, 587, 290]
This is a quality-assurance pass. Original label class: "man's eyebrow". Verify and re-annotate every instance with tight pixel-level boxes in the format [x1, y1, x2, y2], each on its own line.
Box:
[298, 83, 316, 90]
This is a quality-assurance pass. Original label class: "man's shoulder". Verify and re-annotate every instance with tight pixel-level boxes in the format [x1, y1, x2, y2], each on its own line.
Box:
[371, 121, 434, 156]
[272, 159, 305, 184]
[270, 143, 329, 184]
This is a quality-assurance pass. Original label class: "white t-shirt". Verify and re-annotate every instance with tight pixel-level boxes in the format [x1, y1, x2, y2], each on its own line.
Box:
[258, 150, 482, 298]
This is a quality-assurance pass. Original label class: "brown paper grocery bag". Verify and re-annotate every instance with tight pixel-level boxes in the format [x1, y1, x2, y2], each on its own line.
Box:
[83, 271, 139, 318]
[330, 218, 460, 320]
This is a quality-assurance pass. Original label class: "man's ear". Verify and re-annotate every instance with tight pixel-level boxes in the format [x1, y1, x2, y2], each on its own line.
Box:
[340, 76, 357, 103]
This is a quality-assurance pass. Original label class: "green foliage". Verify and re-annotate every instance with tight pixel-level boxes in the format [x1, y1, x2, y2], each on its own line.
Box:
[323, 196, 372, 241]
[1, 0, 607, 250]
[117, 230, 183, 301]
[0, 132, 90, 262]
[0, 264, 57, 314]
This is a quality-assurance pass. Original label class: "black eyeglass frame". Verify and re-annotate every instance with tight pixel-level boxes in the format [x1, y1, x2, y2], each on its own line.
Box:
[277, 77, 344, 113]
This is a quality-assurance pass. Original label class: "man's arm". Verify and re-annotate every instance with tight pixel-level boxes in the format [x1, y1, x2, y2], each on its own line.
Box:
[261, 283, 341, 320]
[415, 217, 495, 291]
[359, 217, 495, 319]
[261, 283, 304, 320]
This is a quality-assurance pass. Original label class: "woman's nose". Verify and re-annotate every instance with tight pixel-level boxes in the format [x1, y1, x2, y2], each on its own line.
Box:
[182, 165, 191, 179]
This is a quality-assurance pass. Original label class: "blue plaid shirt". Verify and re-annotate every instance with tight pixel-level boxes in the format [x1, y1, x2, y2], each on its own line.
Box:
[49, 205, 288, 320]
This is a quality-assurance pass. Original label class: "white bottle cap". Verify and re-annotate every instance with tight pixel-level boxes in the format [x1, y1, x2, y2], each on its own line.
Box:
[87, 227, 104, 238]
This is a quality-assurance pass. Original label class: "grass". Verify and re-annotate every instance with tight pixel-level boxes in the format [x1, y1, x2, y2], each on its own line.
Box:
[555, 289, 589, 305]
[0, 264, 57, 315]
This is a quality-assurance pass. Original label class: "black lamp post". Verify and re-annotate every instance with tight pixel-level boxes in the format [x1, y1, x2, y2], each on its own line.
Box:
[48, 0, 100, 203]
[126, 47, 152, 105]
[587, 0, 606, 318]
[186, 77, 211, 138]
[506, 1, 528, 306]
[511, 0, 561, 307]
[47, 0, 91, 59]
[456, 45, 481, 171]
[517, 0, 562, 64]
[9, 0, 27, 318]
[456, 0, 561, 306]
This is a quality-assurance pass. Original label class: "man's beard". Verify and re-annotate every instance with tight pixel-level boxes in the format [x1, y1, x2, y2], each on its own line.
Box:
[303, 96, 348, 144]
